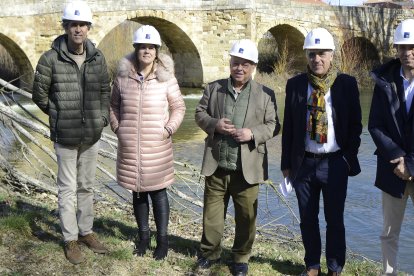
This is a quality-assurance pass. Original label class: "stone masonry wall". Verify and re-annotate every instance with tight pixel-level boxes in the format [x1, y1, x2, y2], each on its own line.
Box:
[1, 0, 414, 86]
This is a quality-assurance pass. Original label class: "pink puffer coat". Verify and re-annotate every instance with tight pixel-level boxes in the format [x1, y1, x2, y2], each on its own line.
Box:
[109, 52, 185, 192]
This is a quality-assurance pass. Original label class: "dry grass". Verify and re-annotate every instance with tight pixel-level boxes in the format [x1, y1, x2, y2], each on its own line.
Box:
[272, 39, 295, 77]
[256, 34, 377, 92]
[256, 37, 296, 93]
[0, 184, 383, 276]
[337, 38, 376, 89]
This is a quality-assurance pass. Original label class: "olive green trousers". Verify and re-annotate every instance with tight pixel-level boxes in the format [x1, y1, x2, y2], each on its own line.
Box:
[200, 168, 259, 263]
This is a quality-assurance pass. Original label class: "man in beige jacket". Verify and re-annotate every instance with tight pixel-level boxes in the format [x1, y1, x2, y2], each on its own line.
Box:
[195, 39, 280, 276]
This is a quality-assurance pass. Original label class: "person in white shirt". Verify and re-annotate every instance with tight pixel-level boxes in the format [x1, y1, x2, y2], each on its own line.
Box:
[281, 28, 362, 276]
[368, 19, 414, 276]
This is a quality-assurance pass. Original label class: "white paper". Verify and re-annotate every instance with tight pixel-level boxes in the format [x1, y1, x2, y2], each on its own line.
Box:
[279, 177, 293, 197]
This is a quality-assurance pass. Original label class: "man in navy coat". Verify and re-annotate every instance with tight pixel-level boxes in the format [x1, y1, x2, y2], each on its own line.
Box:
[368, 19, 414, 275]
[281, 28, 362, 276]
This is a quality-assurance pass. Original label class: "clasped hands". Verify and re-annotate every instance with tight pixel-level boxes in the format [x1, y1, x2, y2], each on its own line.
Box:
[390, 157, 413, 181]
[215, 118, 253, 142]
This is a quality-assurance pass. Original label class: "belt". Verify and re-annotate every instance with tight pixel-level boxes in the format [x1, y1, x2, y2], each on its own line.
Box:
[304, 150, 341, 159]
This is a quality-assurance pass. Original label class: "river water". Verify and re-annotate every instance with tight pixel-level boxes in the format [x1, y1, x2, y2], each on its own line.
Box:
[174, 92, 414, 274]
[2, 89, 413, 273]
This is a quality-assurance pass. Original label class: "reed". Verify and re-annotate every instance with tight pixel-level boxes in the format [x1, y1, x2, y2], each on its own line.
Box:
[273, 39, 295, 76]
[256, 37, 295, 93]
[337, 38, 377, 89]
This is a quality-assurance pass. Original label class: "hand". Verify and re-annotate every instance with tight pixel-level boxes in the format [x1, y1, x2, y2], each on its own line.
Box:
[102, 116, 108, 127]
[282, 169, 290, 178]
[390, 157, 410, 180]
[215, 118, 236, 135]
[163, 128, 170, 140]
[232, 128, 253, 142]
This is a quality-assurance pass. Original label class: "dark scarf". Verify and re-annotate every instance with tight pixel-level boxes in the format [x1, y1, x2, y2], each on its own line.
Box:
[306, 65, 338, 144]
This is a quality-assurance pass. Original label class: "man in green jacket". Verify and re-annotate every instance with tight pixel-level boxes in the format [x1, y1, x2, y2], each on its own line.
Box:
[195, 39, 280, 276]
[32, 0, 110, 265]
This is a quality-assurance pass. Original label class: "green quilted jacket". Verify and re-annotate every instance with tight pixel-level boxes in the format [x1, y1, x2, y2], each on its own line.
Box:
[32, 34, 110, 146]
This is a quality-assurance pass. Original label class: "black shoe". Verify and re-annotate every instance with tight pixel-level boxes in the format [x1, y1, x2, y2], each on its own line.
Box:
[133, 231, 150, 256]
[232, 262, 248, 276]
[153, 235, 168, 260]
[197, 256, 221, 269]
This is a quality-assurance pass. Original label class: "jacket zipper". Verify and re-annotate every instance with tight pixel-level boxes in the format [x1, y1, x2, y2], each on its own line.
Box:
[136, 77, 144, 196]
[78, 63, 85, 144]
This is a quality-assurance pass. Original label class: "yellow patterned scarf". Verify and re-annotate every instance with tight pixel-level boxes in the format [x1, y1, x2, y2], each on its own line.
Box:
[306, 65, 338, 144]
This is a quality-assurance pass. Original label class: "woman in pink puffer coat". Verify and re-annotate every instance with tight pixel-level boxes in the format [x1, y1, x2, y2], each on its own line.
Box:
[109, 25, 185, 260]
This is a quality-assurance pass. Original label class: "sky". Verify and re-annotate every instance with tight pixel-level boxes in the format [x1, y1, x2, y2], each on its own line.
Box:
[323, 0, 365, 6]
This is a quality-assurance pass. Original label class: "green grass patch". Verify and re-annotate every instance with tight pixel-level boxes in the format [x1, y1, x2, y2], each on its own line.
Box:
[0, 214, 32, 236]
[33, 241, 61, 256]
[0, 192, 8, 202]
[108, 247, 133, 261]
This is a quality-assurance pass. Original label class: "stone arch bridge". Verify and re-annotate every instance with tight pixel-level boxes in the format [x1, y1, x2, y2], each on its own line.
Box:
[0, 0, 413, 88]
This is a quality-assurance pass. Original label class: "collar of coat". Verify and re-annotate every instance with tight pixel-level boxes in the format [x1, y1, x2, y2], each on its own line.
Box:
[51, 34, 99, 61]
[117, 52, 175, 83]
[371, 58, 401, 85]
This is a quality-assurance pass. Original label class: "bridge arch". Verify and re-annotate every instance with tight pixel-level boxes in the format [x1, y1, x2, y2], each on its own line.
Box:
[258, 24, 307, 75]
[0, 33, 33, 90]
[98, 16, 203, 88]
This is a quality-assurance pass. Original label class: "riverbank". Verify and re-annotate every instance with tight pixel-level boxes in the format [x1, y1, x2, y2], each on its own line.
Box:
[0, 183, 382, 276]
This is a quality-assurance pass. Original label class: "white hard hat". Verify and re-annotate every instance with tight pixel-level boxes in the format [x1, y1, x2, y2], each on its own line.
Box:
[133, 25, 162, 47]
[62, 1, 93, 24]
[394, 19, 414, 45]
[303, 28, 335, 50]
[229, 39, 258, 64]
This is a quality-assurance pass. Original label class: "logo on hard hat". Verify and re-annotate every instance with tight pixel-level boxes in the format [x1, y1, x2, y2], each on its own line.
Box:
[145, 34, 151, 39]
[404, 32, 410, 38]
[238, 48, 244, 54]
[315, 38, 320, 44]
[74, 10, 80, 16]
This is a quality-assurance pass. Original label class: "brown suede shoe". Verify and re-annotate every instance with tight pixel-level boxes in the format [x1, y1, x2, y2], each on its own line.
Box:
[64, 240, 83, 265]
[79, 233, 108, 254]
[300, 268, 321, 276]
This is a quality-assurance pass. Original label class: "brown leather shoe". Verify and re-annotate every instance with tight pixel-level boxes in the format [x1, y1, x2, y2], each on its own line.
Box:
[327, 271, 341, 276]
[64, 240, 83, 264]
[300, 268, 321, 276]
[79, 233, 108, 254]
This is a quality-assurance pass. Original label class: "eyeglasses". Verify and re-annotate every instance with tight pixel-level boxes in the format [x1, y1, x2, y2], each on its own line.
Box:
[231, 62, 253, 69]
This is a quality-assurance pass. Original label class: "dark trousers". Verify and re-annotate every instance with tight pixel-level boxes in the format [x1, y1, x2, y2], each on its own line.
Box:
[200, 168, 259, 263]
[133, 188, 170, 236]
[293, 154, 348, 272]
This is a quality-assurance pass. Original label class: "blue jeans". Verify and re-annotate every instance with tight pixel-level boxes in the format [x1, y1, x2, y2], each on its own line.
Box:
[293, 154, 349, 272]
